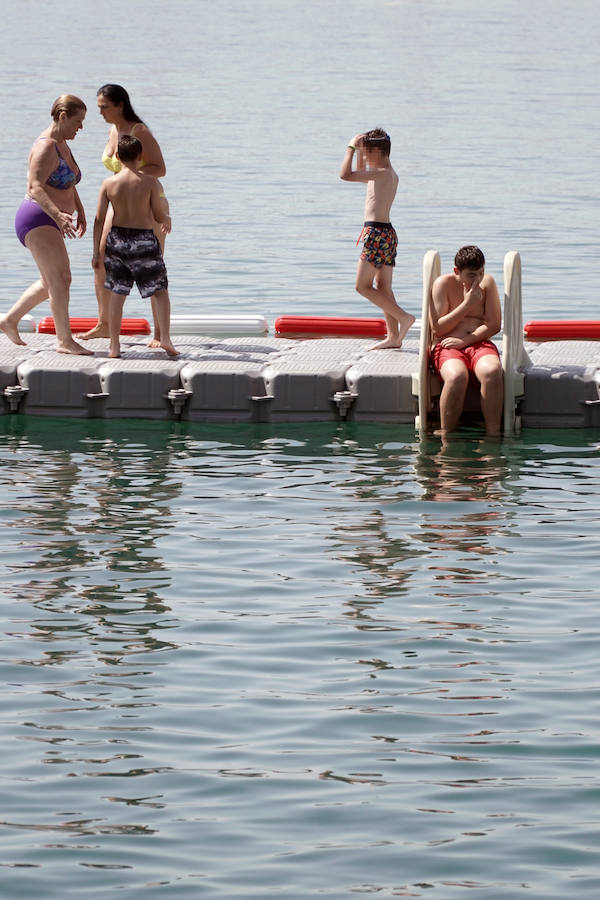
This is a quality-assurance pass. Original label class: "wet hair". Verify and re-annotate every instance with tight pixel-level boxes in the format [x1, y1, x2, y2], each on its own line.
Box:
[363, 127, 391, 158]
[97, 84, 143, 124]
[51, 94, 87, 121]
[117, 134, 143, 163]
[454, 245, 485, 271]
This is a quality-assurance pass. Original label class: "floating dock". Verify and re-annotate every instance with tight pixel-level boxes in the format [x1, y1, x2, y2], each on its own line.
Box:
[2, 252, 600, 430]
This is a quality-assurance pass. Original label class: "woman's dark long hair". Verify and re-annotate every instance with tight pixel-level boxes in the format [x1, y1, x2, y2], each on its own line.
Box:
[97, 84, 143, 124]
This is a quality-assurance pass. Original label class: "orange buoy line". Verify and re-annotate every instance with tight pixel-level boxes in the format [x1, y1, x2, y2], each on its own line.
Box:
[274, 315, 386, 337]
[524, 321, 600, 340]
[38, 317, 151, 336]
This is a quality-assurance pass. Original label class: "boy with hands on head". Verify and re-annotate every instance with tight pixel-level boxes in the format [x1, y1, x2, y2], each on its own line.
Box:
[340, 129, 414, 350]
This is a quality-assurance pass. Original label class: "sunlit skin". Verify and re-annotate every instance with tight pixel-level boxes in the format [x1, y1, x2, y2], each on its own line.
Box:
[92, 146, 178, 359]
[340, 132, 415, 349]
[430, 261, 503, 435]
[79, 93, 168, 345]
[0, 104, 93, 355]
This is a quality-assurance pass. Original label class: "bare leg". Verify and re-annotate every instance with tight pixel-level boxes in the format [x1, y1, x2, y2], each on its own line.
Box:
[79, 209, 113, 340]
[148, 194, 169, 348]
[355, 259, 415, 349]
[151, 289, 178, 357]
[438, 359, 469, 434]
[0, 278, 49, 345]
[474, 354, 503, 435]
[24, 227, 92, 355]
[108, 292, 127, 358]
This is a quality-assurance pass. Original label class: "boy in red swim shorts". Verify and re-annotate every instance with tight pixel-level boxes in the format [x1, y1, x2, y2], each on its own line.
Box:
[430, 245, 503, 435]
[340, 129, 415, 350]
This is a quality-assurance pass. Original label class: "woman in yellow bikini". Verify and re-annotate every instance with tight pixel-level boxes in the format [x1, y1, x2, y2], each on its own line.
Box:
[81, 84, 169, 345]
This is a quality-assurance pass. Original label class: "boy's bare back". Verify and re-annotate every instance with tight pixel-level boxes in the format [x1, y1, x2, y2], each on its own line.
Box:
[104, 168, 162, 230]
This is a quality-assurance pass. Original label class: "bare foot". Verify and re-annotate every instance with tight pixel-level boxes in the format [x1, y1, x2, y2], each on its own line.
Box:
[0, 317, 27, 346]
[56, 340, 94, 356]
[79, 324, 110, 340]
[160, 339, 179, 357]
[109, 342, 121, 359]
[148, 337, 161, 349]
[369, 334, 403, 351]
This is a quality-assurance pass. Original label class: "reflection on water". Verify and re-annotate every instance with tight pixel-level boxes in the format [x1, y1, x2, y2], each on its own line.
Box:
[1, 418, 600, 898]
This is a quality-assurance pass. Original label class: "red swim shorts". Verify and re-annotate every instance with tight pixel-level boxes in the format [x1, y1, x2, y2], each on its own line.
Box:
[431, 340, 500, 373]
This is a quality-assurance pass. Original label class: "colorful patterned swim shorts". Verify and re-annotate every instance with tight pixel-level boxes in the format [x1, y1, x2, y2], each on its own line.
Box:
[359, 221, 397, 268]
[104, 226, 168, 298]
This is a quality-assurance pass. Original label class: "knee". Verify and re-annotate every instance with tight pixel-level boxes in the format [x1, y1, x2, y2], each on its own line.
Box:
[49, 266, 72, 294]
[479, 361, 503, 389]
[442, 367, 469, 392]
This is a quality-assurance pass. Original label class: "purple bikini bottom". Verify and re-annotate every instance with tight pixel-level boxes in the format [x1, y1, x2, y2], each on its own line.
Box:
[15, 197, 59, 246]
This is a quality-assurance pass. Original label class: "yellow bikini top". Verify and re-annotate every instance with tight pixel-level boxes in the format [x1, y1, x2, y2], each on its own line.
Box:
[101, 123, 147, 173]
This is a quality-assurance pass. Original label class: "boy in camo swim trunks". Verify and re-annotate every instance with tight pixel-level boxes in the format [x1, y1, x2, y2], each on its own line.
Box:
[340, 128, 414, 350]
[92, 135, 178, 359]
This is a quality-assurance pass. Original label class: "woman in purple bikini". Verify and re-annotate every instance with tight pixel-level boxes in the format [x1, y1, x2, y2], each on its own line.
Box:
[0, 95, 92, 354]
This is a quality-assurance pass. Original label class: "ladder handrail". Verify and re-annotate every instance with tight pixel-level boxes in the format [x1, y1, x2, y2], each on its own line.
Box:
[416, 250, 441, 433]
[502, 251, 531, 435]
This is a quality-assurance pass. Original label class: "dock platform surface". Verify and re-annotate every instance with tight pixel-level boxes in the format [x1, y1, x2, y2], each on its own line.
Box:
[1, 331, 600, 428]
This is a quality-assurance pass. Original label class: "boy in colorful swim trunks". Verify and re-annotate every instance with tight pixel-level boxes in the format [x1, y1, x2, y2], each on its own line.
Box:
[430, 245, 503, 435]
[340, 128, 415, 350]
[92, 135, 178, 359]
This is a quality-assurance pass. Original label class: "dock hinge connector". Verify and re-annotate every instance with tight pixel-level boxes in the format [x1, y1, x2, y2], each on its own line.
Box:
[249, 394, 274, 423]
[331, 390, 358, 419]
[4, 384, 28, 412]
[167, 388, 192, 415]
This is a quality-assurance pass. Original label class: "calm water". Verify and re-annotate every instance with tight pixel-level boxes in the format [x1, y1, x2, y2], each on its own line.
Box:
[1, 417, 600, 898]
[1, 1, 600, 897]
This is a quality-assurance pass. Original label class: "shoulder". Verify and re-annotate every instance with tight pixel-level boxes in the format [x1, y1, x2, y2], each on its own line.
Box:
[482, 273, 500, 298]
[433, 273, 454, 290]
[28, 136, 56, 170]
[130, 121, 152, 138]
[30, 135, 55, 156]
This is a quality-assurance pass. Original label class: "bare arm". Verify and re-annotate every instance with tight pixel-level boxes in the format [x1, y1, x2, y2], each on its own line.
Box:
[27, 142, 75, 234]
[468, 277, 502, 343]
[150, 179, 171, 233]
[92, 184, 110, 265]
[431, 276, 502, 346]
[73, 186, 86, 237]
[430, 276, 462, 338]
[339, 134, 388, 183]
[134, 124, 166, 178]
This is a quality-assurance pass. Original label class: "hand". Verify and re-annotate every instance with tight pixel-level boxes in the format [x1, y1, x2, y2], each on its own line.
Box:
[57, 211, 76, 239]
[91, 253, 102, 269]
[440, 336, 466, 349]
[350, 133, 364, 149]
[161, 216, 172, 235]
[464, 279, 482, 306]
[76, 213, 87, 238]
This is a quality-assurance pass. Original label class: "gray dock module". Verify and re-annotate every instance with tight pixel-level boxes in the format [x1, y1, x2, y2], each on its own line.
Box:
[262, 338, 372, 422]
[2, 318, 600, 428]
[345, 340, 419, 422]
[520, 340, 600, 428]
[17, 350, 105, 417]
[99, 355, 186, 419]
